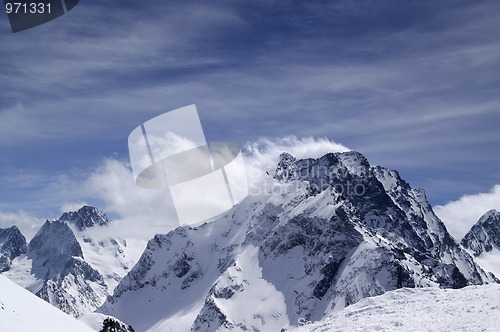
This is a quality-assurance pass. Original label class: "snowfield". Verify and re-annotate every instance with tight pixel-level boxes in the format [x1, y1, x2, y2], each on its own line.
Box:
[0, 274, 95, 332]
[293, 284, 500, 332]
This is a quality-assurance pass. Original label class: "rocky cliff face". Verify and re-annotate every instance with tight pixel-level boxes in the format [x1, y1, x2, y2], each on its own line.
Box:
[99, 151, 494, 331]
[59, 205, 110, 231]
[461, 209, 500, 256]
[27, 220, 108, 316]
[0, 226, 27, 272]
[2, 205, 144, 318]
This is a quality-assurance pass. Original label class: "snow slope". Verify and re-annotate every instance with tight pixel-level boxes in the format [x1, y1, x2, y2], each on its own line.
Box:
[3, 219, 109, 317]
[293, 283, 500, 332]
[76, 230, 146, 293]
[0, 274, 95, 332]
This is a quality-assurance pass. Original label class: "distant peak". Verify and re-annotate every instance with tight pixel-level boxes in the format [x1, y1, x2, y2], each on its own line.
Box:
[0, 225, 27, 272]
[461, 209, 500, 256]
[59, 205, 110, 231]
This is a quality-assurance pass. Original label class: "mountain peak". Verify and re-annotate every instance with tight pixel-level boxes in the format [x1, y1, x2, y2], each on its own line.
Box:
[100, 149, 491, 331]
[274, 150, 371, 183]
[461, 210, 500, 256]
[0, 225, 27, 272]
[478, 209, 500, 223]
[28, 220, 83, 260]
[274, 152, 298, 181]
[59, 205, 110, 231]
[24, 219, 108, 316]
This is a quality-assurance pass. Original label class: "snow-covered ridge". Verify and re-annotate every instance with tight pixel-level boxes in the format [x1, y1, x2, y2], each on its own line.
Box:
[59, 205, 110, 231]
[291, 283, 500, 332]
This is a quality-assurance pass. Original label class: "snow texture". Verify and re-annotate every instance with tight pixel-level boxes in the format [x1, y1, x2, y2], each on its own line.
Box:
[0, 273, 95, 332]
[292, 283, 500, 332]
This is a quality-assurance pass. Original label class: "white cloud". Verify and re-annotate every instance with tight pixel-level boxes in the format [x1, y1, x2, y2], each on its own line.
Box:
[0, 210, 43, 241]
[6, 135, 498, 245]
[54, 136, 347, 240]
[241, 136, 350, 198]
[243, 135, 350, 176]
[434, 185, 500, 241]
[82, 159, 179, 239]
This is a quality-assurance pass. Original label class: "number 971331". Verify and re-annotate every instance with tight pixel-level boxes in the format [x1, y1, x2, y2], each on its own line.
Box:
[5, 2, 51, 14]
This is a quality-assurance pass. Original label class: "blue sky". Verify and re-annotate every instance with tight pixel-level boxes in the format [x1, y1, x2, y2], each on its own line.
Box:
[1, 0, 499, 229]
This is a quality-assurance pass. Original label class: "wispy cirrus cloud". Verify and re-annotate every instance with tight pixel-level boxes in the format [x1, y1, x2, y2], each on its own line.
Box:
[1, 0, 499, 218]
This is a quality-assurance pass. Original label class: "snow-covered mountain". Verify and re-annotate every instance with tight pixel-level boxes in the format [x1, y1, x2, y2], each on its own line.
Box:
[8, 219, 108, 317]
[290, 283, 500, 332]
[77, 229, 146, 293]
[461, 209, 500, 280]
[0, 273, 95, 332]
[59, 205, 145, 293]
[462, 209, 500, 256]
[98, 151, 496, 331]
[1, 206, 145, 317]
[0, 226, 27, 272]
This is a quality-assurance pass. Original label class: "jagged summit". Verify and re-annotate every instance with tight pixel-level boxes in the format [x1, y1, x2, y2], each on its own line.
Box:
[0, 225, 27, 272]
[28, 220, 84, 262]
[275, 151, 373, 182]
[59, 205, 110, 231]
[274, 152, 298, 181]
[461, 209, 500, 256]
[20, 220, 108, 316]
[2, 205, 140, 318]
[99, 150, 493, 331]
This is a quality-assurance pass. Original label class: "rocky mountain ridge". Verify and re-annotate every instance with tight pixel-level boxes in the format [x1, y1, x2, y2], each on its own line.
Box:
[0, 226, 27, 272]
[59, 205, 111, 231]
[98, 150, 497, 331]
[461, 209, 500, 256]
[0, 206, 142, 317]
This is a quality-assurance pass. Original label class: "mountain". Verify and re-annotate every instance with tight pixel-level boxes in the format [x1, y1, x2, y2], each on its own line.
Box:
[0, 273, 95, 332]
[59, 205, 111, 231]
[461, 209, 500, 256]
[98, 151, 494, 331]
[289, 282, 500, 332]
[25, 219, 108, 316]
[0, 226, 27, 272]
[461, 209, 500, 280]
[57, 205, 144, 293]
[2, 206, 146, 317]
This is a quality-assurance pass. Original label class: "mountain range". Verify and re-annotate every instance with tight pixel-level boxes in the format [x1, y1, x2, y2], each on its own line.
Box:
[1, 150, 499, 331]
[1, 205, 145, 317]
[98, 151, 498, 331]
